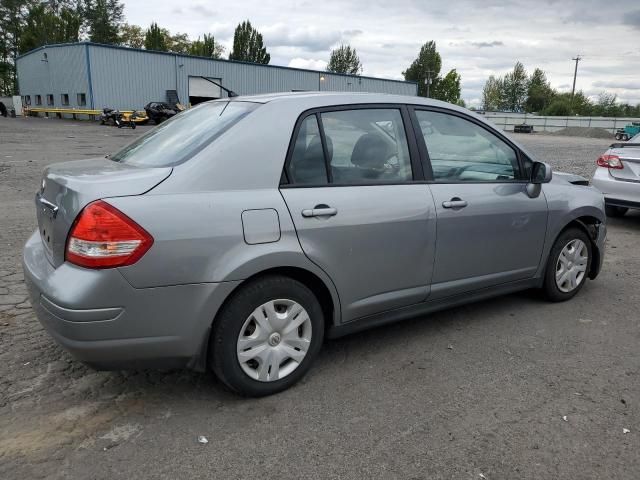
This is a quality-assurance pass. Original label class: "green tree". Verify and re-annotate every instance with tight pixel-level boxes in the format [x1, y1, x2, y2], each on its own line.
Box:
[502, 61, 528, 111]
[326, 44, 361, 75]
[144, 22, 167, 51]
[543, 98, 572, 116]
[402, 40, 442, 98]
[525, 68, 554, 113]
[229, 20, 270, 64]
[189, 34, 224, 58]
[433, 68, 461, 104]
[481, 75, 504, 111]
[119, 23, 145, 48]
[19, 2, 81, 53]
[0, 0, 31, 95]
[168, 32, 191, 54]
[84, 0, 123, 44]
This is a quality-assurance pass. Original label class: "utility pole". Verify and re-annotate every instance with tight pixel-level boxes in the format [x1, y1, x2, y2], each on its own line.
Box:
[570, 55, 582, 106]
[425, 70, 434, 98]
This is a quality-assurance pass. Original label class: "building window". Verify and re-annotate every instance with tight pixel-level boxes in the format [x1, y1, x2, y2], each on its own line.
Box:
[77, 93, 86, 106]
[23, 95, 31, 105]
[61, 94, 69, 106]
[47, 94, 54, 106]
[35, 95, 42, 106]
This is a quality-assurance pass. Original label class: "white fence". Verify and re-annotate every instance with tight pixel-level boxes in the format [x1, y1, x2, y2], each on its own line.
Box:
[481, 112, 640, 134]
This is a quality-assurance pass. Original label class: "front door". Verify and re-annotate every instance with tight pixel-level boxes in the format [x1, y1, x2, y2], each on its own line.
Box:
[413, 108, 548, 299]
[280, 107, 436, 322]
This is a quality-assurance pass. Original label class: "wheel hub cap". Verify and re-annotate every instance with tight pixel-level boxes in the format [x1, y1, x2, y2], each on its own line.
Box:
[555, 239, 588, 293]
[236, 299, 312, 382]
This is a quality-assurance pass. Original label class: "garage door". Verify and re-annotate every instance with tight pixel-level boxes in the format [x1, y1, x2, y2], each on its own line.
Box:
[188, 77, 222, 98]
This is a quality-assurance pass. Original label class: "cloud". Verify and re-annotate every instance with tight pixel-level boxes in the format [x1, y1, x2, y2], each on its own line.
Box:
[207, 22, 235, 39]
[622, 10, 640, 29]
[260, 24, 342, 51]
[288, 58, 328, 70]
[469, 41, 504, 48]
[592, 80, 640, 90]
[191, 5, 217, 16]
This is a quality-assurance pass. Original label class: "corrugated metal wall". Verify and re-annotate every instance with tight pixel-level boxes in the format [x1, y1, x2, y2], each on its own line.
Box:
[17, 43, 418, 111]
[16, 44, 90, 108]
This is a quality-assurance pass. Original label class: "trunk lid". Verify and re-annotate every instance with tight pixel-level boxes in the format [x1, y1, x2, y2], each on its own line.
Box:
[609, 146, 640, 182]
[36, 157, 171, 267]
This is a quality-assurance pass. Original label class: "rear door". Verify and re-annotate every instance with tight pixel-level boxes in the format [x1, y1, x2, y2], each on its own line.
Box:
[412, 108, 548, 299]
[280, 106, 436, 323]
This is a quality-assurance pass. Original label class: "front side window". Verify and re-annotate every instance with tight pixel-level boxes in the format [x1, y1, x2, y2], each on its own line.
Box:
[111, 101, 258, 167]
[320, 109, 412, 184]
[416, 110, 520, 182]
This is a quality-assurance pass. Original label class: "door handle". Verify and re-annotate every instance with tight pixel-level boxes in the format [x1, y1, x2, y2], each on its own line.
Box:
[442, 198, 468, 209]
[301, 206, 338, 218]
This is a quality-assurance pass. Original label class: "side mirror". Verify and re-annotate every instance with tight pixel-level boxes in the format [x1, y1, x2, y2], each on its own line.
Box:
[531, 161, 552, 184]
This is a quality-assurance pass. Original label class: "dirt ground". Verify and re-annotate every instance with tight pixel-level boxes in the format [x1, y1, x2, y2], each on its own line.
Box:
[1, 116, 639, 479]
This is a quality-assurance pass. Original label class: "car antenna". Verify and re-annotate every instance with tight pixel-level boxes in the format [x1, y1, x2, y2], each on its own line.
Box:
[199, 77, 238, 98]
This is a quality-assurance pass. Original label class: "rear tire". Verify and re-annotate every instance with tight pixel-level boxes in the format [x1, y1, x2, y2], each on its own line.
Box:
[605, 205, 628, 217]
[543, 228, 592, 302]
[211, 275, 325, 397]
[622, 134, 629, 141]
[615, 133, 622, 140]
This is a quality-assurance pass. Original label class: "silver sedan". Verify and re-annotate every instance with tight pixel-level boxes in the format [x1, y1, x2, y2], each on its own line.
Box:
[591, 132, 640, 217]
[23, 93, 606, 396]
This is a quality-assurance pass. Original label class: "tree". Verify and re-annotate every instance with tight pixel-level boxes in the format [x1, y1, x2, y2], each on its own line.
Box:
[189, 34, 224, 58]
[19, 2, 81, 53]
[229, 20, 270, 64]
[120, 23, 145, 48]
[481, 75, 503, 111]
[0, 0, 30, 95]
[525, 68, 554, 113]
[326, 44, 361, 75]
[144, 22, 167, 51]
[433, 68, 461, 104]
[502, 61, 528, 112]
[84, 0, 123, 44]
[403, 41, 442, 98]
[168, 32, 190, 54]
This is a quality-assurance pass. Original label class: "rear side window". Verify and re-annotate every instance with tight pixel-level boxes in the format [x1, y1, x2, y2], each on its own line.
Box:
[111, 101, 258, 167]
[416, 110, 520, 182]
[289, 115, 328, 185]
[287, 108, 413, 186]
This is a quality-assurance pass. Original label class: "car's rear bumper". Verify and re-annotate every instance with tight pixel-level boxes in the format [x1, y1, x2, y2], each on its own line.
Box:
[22, 231, 239, 371]
[591, 168, 640, 209]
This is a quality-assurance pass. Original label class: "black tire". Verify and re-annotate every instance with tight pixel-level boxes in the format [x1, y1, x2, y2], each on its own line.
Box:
[131, 123, 136, 129]
[211, 275, 325, 397]
[622, 134, 629, 141]
[615, 133, 621, 140]
[543, 227, 592, 302]
[605, 205, 628, 217]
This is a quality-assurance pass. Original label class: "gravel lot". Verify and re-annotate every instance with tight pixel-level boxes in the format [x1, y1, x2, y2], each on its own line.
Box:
[1, 117, 639, 479]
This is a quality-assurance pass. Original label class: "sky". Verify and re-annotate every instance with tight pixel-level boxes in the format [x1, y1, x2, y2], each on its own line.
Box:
[122, 0, 640, 107]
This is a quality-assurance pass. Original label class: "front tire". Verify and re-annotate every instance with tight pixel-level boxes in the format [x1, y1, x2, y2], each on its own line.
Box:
[605, 205, 628, 217]
[543, 228, 592, 302]
[211, 275, 325, 397]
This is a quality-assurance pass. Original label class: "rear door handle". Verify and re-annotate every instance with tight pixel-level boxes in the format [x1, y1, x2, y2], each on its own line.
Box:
[442, 198, 468, 209]
[301, 206, 338, 218]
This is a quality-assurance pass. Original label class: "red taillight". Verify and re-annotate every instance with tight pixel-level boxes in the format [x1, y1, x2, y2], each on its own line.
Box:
[597, 154, 623, 169]
[66, 200, 153, 269]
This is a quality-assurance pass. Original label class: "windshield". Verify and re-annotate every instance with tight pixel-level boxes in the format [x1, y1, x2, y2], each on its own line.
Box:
[111, 101, 259, 167]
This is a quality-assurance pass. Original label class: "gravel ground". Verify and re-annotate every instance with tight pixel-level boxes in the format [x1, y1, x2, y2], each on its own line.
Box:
[1, 118, 639, 479]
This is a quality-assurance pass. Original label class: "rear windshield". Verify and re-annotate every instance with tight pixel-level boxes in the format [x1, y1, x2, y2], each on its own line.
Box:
[111, 101, 258, 167]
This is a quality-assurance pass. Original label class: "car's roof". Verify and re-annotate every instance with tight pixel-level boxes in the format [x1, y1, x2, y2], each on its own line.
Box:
[228, 91, 461, 111]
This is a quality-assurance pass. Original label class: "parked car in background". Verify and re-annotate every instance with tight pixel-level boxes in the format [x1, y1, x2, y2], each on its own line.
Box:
[23, 93, 606, 397]
[591, 132, 640, 217]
